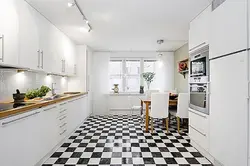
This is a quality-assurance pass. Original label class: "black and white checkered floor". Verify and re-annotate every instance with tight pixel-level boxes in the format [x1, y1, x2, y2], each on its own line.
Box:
[42, 115, 212, 166]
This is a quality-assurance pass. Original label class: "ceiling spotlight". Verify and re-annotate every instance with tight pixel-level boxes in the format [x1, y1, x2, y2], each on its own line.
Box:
[157, 39, 164, 45]
[67, 2, 75, 7]
[80, 26, 90, 33]
[158, 53, 163, 57]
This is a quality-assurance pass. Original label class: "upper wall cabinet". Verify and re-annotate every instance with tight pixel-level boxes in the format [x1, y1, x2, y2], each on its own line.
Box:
[18, 0, 41, 70]
[189, 5, 211, 52]
[0, 0, 19, 66]
[209, 0, 248, 59]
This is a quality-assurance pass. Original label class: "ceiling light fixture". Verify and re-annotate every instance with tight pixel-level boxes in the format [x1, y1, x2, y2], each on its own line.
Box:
[67, 2, 75, 7]
[73, 0, 92, 32]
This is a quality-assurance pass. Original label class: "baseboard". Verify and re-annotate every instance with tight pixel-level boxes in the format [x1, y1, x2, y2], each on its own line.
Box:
[109, 108, 141, 115]
[35, 115, 92, 166]
[190, 140, 217, 165]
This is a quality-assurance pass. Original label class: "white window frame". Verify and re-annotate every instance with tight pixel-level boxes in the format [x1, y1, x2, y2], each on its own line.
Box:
[109, 57, 157, 93]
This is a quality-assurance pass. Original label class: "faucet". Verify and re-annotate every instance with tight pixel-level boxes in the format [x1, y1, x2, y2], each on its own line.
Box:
[51, 83, 56, 95]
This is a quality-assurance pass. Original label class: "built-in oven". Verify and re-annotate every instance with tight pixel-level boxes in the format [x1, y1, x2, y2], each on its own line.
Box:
[189, 76, 209, 114]
[189, 46, 209, 114]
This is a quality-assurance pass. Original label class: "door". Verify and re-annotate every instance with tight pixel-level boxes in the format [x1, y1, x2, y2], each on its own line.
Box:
[18, 0, 40, 70]
[209, 51, 248, 166]
[0, 0, 19, 66]
[210, 0, 248, 59]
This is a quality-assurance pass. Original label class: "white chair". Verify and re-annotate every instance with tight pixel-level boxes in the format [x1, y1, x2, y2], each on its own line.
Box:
[176, 93, 189, 133]
[128, 96, 142, 115]
[146, 90, 159, 99]
[149, 93, 169, 133]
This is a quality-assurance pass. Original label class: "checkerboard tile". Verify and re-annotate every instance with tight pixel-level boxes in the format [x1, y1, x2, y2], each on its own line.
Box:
[42, 115, 213, 166]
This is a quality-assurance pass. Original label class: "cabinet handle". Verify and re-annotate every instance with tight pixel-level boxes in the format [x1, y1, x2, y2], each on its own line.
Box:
[2, 112, 40, 126]
[59, 116, 67, 121]
[60, 129, 67, 135]
[61, 60, 64, 72]
[60, 102, 67, 106]
[188, 108, 207, 118]
[59, 109, 67, 114]
[189, 125, 206, 136]
[63, 60, 66, 73]
[74, 64, 77, 75]
[37, 50, 40, 68]
[60, 122, 67, 128]
[44, 106, 57, 112]
[0, 35, 4, 62]
[41, 50, 44, 69]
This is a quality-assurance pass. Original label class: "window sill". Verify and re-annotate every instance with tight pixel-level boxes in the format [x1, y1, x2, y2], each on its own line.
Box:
[109, 92, 146, 96]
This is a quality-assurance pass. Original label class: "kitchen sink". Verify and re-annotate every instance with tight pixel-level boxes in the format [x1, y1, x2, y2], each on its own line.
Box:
[43, 94, 68, 101]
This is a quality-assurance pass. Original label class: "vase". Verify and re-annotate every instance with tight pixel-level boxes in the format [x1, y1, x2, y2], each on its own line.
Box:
[112, 84, 119, 93]
[146, 81, 151, 90]
[139, 86, 144, 94]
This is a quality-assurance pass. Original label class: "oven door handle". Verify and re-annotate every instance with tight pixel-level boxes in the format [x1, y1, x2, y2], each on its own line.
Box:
[207, 82, 211, 95]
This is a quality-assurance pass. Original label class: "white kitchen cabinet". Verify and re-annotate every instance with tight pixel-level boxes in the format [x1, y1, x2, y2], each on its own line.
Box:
[61, 34, 76, 76]
[37, 12, 54, 72]
[41, 105, 59, 156]
[18, 0, 41, 70]
[0, 109, 43, 166]
[0, 0, 19, 66]
[188, 108, 209, 151]
[210, 0, 248, 59]
[189, 5, 211, 52]
[209, 51, 248, 166]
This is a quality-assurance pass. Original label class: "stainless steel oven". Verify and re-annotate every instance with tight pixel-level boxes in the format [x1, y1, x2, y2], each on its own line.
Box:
[189, 46, 209, 114]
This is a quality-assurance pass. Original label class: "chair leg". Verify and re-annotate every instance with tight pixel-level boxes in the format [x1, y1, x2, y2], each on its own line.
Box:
[177, 116, 180, 133]
[166, 118, 169, 133]
[151, 117, 153, 133]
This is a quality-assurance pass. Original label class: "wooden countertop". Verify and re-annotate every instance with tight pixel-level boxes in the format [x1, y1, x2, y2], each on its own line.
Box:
[0, 92, 88, 119]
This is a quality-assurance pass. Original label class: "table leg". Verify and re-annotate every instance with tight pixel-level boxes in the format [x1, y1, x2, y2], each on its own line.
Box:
[145, 103, 149, 132]
[141, 100, 143, 115]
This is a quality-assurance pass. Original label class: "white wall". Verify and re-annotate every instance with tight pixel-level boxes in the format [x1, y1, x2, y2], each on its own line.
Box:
[0, 70, 68, 101]
[91, 52, 110, 114]
[174, 44, 189, 93]
[91, 51, 174, 114]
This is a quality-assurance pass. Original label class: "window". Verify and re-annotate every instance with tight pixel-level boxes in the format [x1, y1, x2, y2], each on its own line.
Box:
[126, 60, 140, 92]
[109, 58, 156, 92]
[109, 60, 123, 91]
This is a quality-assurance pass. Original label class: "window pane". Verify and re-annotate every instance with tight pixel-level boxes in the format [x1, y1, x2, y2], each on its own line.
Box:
[126, 60, 140, 75]
[144, 60, 157, 72]
[109, 60, 122, 75]
[126, 76, 140, 92]
[110, 76, 123, 92]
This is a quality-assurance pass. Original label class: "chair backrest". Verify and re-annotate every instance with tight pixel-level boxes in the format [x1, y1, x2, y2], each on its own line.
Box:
[151, 93, 169, 118]
[176, 93, 189, 118]
[146, 90, 159, 99]
[128, 96, 133, 108]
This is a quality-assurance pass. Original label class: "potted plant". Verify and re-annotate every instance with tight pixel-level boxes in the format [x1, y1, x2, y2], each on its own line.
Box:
[142, 72, 155, 90]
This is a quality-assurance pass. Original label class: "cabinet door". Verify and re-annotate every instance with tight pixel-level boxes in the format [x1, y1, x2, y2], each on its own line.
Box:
[41, 105, 59, 156]
[189, 5, 211, 52]
[61, 34, 76, 75]
[210, 0, 247, 59]
[0, 0, 19, 66]
[209, 52, 248, 166]
[0, 110, 43, 166]
[18, 0, 40, 70]
[37, 13, 53, 72]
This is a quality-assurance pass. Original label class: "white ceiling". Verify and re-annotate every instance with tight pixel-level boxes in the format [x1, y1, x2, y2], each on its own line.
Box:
[26, 0, 212, 51]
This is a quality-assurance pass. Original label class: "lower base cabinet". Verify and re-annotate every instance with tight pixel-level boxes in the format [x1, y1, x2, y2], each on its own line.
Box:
[0, 95, 88, 166]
